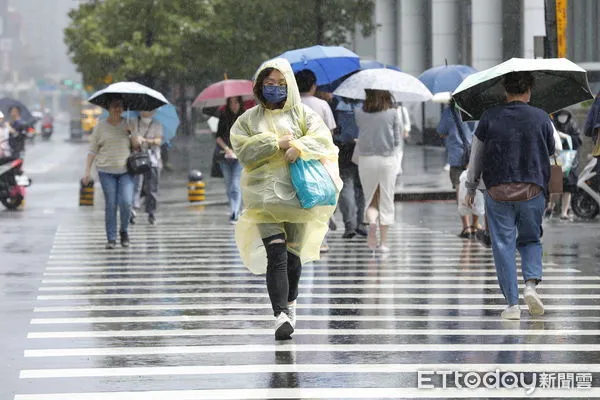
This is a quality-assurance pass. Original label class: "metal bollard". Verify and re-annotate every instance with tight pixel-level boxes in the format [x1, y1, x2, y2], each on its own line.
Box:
[79, 179, 94, 206]
[187, 170, 206, 202]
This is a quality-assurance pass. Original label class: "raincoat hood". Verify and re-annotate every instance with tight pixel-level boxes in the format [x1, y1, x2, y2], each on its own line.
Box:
[254, 58, 301, 112]
[554, 108, 573, 122]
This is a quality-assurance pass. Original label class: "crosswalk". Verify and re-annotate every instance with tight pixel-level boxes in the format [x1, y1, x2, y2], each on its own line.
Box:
[14, 209, 600, 399]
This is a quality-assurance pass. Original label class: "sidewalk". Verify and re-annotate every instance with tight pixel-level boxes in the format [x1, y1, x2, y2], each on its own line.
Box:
[394, 144, 455, 201]
[162, 132, 454, 205]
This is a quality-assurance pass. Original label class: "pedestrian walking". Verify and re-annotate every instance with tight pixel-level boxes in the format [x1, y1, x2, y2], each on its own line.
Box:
[437, 104, 480, 238]
[465, 72, 555, 320]
[548, 109, 582, 220]
[131, 111, 163, 225]
[7, 107, 28, 160]
[295, 69, 337, 251]
[230, 58, 338, 340]
[355, 89, 401, 252]
[395, 104, 411, 175]
[215, 96, 244, 224]
[82, 97, 139, 249]
[334, 97, 367, 239]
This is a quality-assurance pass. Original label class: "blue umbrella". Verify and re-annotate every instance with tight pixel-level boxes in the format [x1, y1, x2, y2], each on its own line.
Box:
[418, 64, 477, 94]
[279, 45, 360, 86]
[360, 59, 402, 71]
[101, 104, 179, 144]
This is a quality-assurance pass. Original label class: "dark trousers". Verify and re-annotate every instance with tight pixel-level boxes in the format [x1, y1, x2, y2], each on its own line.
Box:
[339, 162, 365, 232]
[261, 233, 302, 317]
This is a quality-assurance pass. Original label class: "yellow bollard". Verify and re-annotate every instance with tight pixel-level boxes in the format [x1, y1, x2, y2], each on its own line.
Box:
[188, 170, 206, 202]
[79, 179, 94, 206]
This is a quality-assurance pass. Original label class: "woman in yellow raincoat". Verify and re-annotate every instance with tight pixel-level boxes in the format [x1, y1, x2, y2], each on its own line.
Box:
[230, 58, 340, 340]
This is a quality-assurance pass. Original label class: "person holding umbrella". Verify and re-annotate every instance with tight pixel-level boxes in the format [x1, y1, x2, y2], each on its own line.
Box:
[355, 89, 402, 252]
[215, 96, 245, 224]
[82, 96, 140, 249]
[131, 110, 163, 226]
[464, 72, 555, 320]
[230, 58, 338, 340]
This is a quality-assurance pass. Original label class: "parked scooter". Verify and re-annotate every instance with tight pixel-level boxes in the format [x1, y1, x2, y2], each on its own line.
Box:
[0, 157, 31, 210]
[571, 157, 600, 219]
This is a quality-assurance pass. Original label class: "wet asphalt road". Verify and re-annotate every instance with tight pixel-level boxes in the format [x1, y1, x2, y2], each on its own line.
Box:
[1, 130, 600, 399]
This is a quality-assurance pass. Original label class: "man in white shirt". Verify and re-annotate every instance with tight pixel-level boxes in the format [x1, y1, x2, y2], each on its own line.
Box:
[295, 70, 337, 131]
[295, 69, 337, 252]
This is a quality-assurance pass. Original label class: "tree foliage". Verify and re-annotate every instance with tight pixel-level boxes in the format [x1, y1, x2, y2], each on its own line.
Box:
[65, 0, 375, 88]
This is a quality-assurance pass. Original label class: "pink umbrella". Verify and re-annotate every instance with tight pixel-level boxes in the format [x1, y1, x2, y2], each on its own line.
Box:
[192, 79, 254, 109]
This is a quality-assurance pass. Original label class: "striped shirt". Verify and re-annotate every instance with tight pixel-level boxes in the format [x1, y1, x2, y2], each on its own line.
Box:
[89, 120, 133, 174]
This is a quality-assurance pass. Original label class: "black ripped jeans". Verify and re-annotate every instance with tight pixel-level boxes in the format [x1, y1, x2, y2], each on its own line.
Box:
[261, 232, 302, 317]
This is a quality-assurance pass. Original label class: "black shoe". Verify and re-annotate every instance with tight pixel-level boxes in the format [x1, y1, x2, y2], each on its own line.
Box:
[342, 231, 356, 239]
[328, 219, 338, 231]
[105, 241, 117, 250]
[148, 214, 156, 225]
[120, 231, 130, 248]
[476, 230, 492, 248]
[355, 226, 368, 237]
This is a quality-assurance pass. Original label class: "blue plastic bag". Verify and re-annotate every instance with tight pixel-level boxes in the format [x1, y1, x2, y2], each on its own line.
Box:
[290, 159, 337, 208]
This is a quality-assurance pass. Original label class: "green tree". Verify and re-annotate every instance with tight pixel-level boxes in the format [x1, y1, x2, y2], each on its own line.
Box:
[64, 0, 213, 91]
[65, 0, 375, 86]
[206, 0, 375, 78]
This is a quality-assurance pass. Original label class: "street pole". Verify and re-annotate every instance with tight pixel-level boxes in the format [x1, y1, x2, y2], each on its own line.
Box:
[544, 0, 558, 58]
[555, 0, 567, 58]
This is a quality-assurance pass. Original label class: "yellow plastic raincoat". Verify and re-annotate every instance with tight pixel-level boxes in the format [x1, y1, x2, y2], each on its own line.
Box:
[230, 58, 341, 274]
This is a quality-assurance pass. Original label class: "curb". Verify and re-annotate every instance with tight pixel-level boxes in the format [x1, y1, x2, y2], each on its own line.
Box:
[395, 190, 456, 202]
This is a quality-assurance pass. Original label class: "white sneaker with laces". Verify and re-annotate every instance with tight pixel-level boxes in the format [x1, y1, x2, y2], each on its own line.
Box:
[274, 312, 294, 340]
[501, 305, 521, 320]
[288, 301, 296, 328]
[524, 285, 545, 315]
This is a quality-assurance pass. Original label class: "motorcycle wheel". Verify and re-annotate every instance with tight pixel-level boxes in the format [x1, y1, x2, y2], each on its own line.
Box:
[1, 194, 23, 210]
[571, 189, 600, 219]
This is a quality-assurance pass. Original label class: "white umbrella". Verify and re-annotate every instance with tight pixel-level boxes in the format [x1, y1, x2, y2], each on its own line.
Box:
[88, 81, 169, 111]
[333, 68, 433, 102]
[452, 58, 593, 120]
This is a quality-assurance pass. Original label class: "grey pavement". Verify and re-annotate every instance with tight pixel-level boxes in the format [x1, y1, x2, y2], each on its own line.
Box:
[2, 127, 600, 399]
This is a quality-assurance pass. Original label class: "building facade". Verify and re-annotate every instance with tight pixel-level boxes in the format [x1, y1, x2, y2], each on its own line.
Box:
[351, 0, 600, 139]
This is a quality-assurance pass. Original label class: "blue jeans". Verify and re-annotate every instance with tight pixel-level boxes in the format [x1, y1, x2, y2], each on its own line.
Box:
[485, 192, 545, 306]
[98, 171, 134, 241]
[219, 159, 242, 218]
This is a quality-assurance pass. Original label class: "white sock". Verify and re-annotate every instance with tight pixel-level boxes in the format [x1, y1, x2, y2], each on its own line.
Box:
[525, 280, 537, 289]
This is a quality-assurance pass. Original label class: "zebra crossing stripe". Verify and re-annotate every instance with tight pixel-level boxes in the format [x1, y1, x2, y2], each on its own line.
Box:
[12, 387, 600, 399]
[22, 343, 600, 357]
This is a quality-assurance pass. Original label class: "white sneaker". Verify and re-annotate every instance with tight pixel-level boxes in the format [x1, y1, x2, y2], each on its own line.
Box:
[501, 305, 521, 320]
[274, 312, 294, 340]
[524, 286, 545, 316]
[288, 301, 297, 328]
[378, 245, 390, 253]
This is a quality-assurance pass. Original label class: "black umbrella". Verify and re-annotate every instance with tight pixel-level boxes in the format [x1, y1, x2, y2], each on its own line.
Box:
[0, 98, 35, 124]
[452, 58, 593, 120]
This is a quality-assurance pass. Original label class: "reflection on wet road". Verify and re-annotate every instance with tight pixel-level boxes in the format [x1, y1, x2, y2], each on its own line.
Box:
[8, 204, 600, 399]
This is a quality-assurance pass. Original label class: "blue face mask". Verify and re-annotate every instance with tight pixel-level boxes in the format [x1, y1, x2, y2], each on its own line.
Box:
[263, 85, 287, 104]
